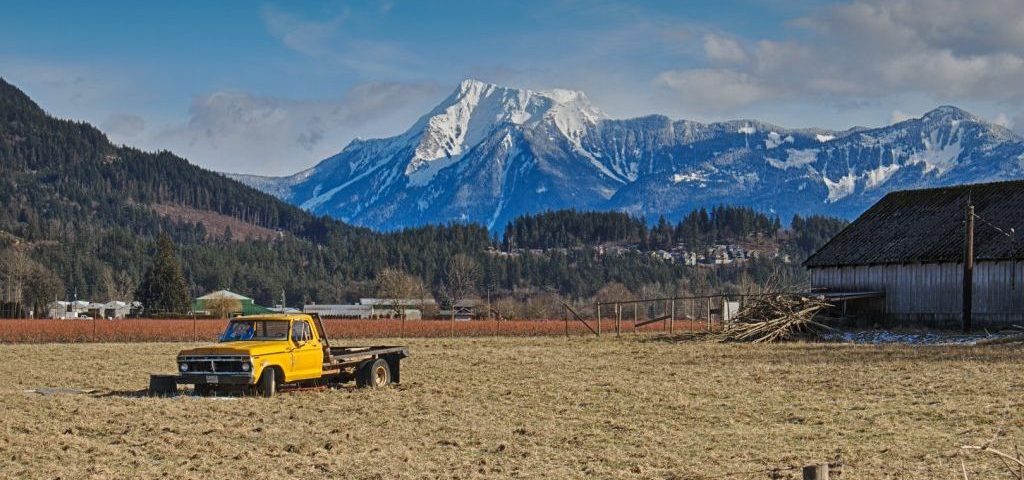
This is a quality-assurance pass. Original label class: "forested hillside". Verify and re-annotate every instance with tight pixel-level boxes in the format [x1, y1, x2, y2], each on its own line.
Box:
[0, 78, 847, 316]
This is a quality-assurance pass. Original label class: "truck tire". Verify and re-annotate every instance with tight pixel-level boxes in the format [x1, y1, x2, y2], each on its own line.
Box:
[357, 358, 391, 388]
[258, 368, 277, 397]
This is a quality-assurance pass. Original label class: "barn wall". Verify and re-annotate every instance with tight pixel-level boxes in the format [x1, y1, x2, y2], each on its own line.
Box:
[809, 261, 1024, 327]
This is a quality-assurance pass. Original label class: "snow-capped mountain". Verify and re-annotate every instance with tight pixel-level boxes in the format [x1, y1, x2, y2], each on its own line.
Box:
[232, 79, 1024, 230]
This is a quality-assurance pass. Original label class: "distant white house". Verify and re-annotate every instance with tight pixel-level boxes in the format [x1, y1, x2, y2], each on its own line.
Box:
[304, 297, 434, 319]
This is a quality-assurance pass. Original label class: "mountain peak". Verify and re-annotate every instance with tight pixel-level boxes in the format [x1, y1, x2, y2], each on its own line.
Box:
[919, 105, 978, 123]
[403, 79, 605, 185]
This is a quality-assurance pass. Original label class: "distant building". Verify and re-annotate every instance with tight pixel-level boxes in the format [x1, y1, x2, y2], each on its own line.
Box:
[438, 299, 483, 320]
[304, 297, 434, 319]
[193, 290, 272, 316]
[47, 300, 140, 319]
[805, 180, 1024, 328]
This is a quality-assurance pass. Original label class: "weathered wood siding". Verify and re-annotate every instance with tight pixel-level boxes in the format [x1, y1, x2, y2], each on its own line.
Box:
[809, 261, 1024, 327]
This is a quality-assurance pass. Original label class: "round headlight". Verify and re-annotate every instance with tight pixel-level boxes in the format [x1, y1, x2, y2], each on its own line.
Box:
[179, 363, 189, 372]
[241, 363, 251, 372]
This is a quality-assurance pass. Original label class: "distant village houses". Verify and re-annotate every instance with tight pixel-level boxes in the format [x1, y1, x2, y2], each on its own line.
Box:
[47, 300, 142, 319]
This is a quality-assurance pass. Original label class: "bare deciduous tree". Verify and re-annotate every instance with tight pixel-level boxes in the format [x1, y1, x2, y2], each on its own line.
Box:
[442, 254, 480, 327]
[206, 297, 243, 319]
[594, 282, 635, 305]
[376, 268, 428, 320]
[492, 296, 520, 321]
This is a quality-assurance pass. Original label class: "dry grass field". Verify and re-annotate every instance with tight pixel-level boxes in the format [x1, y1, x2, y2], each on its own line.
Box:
[2, 337, 1023, 479]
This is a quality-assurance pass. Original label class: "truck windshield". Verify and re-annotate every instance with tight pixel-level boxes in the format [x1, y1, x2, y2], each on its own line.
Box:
[221, 320, 290, 341]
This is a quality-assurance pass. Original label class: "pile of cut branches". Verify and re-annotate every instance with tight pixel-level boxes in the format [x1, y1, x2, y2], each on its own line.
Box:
[711, 293, 835, 343]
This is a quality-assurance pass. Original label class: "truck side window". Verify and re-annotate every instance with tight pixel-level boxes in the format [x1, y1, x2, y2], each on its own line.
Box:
[292, 321, 311, 343]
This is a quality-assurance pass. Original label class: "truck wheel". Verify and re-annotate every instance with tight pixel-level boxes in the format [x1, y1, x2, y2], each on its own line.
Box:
[357, 358, 391, 388]
[258, 368, 277, 397]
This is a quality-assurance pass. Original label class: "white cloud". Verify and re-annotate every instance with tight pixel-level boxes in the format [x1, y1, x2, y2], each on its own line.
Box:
[890, 110, 915, 124]
[153, 81, 442, 175]
[260, 5, 346, 57]
[654, 69, 773, 112]
[259, 4, 414, 76]
[656, 0, 1024, 113]
[101, 113, 145, 139]
[702, 33, 748, 64]
[993, 112, 1012, 129]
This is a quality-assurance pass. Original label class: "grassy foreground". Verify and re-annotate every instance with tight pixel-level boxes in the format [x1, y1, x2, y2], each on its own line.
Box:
[1, 337, 1022, 479]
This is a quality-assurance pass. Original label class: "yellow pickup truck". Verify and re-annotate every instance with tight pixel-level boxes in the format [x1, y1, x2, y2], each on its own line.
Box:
[148, 313, 408, 397]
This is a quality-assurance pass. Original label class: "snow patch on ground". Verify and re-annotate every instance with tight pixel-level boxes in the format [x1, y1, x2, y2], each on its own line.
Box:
[815, 134, 835, 143]
[822, 330, 1006, 345]
[823, 171, 857, 202]
[670, 171, 709, 183]
[864, 163, 901, 190]
[407, 155, 459, 187]
[766, 149, 818, 169]
[300, 166, 382, 210]
[738, 125, 756, 135]
[907, 130, 962, 175]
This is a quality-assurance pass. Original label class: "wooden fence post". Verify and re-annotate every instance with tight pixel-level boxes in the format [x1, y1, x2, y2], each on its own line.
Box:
[563, 304, 569, 337]
[669, 298, 675, 334]
[706, 297, 712, 332]
[615, 303, 621, 337]
[596, 303, 602, 336]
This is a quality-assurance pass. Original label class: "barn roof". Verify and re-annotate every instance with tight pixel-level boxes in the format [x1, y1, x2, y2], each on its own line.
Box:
[804, 180, 1024, 267]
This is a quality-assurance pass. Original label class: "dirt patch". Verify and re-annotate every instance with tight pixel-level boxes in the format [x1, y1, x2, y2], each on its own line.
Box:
[151, 203, 281, 241]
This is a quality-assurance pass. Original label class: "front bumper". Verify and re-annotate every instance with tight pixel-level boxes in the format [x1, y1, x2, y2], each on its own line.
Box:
[176, 373, 254, 386]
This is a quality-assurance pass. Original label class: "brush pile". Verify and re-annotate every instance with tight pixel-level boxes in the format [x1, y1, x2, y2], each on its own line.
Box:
[711, 294, 835, 343]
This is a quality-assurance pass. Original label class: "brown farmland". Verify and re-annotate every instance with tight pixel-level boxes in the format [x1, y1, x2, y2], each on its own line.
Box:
[0, 318, 705, 343]
[2, 338, 1023, 479]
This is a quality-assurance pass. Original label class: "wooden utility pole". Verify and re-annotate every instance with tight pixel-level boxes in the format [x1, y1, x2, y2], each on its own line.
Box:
[963, 203, 974, 333]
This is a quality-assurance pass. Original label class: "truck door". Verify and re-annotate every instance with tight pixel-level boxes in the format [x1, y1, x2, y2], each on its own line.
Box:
[290, 319, 323, 380]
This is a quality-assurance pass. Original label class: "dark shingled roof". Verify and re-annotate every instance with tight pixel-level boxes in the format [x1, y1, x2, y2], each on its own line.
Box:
[804, 180, 1024, 267]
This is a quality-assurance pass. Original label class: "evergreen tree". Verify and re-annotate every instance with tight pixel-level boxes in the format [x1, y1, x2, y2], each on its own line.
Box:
[136, 232, 190, 314]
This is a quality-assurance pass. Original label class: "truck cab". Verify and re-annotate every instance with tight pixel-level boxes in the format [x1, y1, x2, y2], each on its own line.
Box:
[150, 313, 408, 397]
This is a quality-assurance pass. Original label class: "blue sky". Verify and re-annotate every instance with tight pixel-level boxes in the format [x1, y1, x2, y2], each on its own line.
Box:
[3, 0, 1023, 175]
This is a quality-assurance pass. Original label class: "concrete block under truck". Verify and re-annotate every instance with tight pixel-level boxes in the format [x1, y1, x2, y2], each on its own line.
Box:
[149, 313, 408, 397]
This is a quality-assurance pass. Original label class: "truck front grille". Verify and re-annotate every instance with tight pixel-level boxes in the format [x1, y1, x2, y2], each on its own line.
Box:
[178, 355, 250, 374]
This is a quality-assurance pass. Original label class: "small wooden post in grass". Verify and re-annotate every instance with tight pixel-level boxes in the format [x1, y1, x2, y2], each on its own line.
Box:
[92, 316, 97, 342]
[802, 463, 829, 480]
[596, 303, 602, 336]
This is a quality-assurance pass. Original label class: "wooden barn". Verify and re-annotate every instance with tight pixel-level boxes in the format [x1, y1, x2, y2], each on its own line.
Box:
[804, 180, 1024, 329]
